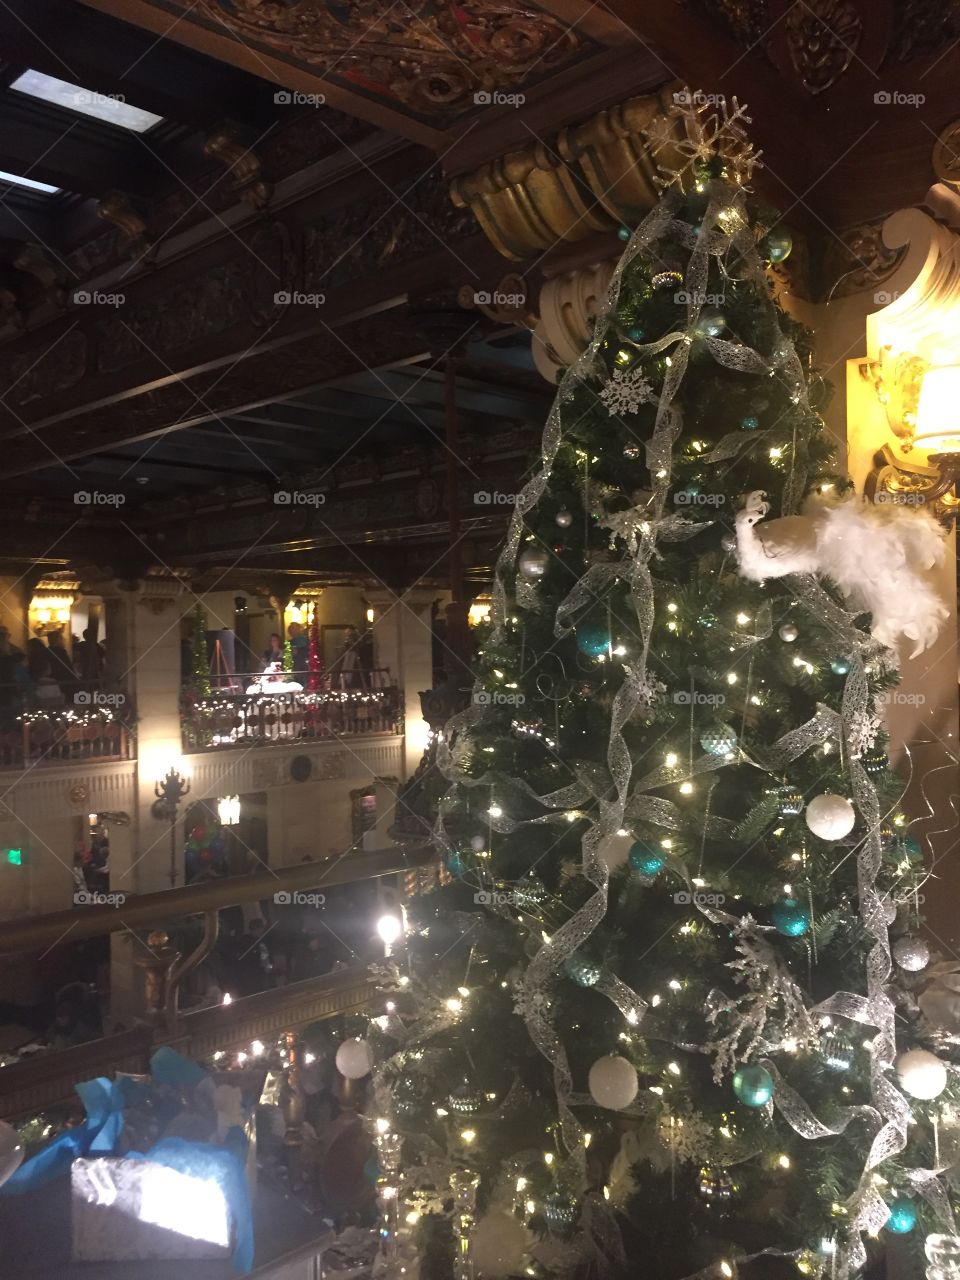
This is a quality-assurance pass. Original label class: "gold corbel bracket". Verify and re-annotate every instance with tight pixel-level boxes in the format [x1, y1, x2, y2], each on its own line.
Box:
[858, 345, 927, 452]
[865, 443, 960, 522]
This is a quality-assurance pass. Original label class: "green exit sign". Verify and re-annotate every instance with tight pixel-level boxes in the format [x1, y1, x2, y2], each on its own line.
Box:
[5, 849, 22, 866]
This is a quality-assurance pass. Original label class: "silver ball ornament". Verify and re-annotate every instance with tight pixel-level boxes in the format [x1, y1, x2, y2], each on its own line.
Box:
[893, 936, 930, 972]
[555, 509, 573, 528]
[779, 623, 799, 642]
[518, 546, 549, 580]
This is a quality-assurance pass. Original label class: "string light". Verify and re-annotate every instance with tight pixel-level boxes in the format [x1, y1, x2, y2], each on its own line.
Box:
[460, 1129, 476, 1144]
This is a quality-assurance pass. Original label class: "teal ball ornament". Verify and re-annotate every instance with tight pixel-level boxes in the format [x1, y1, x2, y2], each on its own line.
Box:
[763, 227, 793, 263]
[543, 1191, 578, 1237]
[617, 226, 631, 242]
[822, 1029, 854, 1072]
[446, 852, 466, 877]
[772, 897, 810, 937]
[628, 325, 645, 341]
[732, 1064, 774, 1107]
[447, 1083, 483, 1115]
[565, 954, 602, 987]
[629, 842, 666, 877]
[700, 722, 737, 757]
[886, 1198, 917, 1234]
[897, 834, 923, 862]
[577, 624, 610, 657]
[695, 308, 726, 338]
[776, 787, 804, 817]
[830, 658, 851, 676]
[740, 414, 760, 430]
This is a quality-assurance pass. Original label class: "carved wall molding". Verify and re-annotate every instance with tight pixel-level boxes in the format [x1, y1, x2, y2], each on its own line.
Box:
[932, 121, 960, 189]
[782, 0, 862, 94]
[449, 85, 684, 261]
[821, 217, 907, 300]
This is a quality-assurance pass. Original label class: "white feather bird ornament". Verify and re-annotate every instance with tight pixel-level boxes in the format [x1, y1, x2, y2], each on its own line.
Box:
[734, 490, 948, 658]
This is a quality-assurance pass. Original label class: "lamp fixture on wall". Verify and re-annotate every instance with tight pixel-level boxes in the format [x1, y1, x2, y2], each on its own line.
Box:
[864, 363, 960, 519]
[153, 764, 191, 887]
[856, 202, 960, 521]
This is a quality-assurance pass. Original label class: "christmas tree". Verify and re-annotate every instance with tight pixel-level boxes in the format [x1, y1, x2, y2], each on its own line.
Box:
[365, 97, 954, 1280]
[189, 602, 211, 698]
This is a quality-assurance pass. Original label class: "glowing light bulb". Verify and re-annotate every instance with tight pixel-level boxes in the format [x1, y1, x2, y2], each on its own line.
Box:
[377, 915, 403, 945]
[460, 1129, 476, 1144]
[665, 752, 679, 767]
[250, 1040, 265, 1057]
[488, 805, 503, 818]
[726, 672, 738, 685]
[778, 1154, 791, 1169]
[679, 781, 694, 795]
[544, 1152, 554, 1165]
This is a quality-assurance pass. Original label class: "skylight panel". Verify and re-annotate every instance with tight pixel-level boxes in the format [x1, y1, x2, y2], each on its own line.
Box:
[0, 168, 60, 195]
[11, 70, 163, 133]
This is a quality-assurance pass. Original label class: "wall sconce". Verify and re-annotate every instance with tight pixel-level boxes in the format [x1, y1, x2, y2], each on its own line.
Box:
[153, 765, 191, 887]
[865, 364, 960, 519]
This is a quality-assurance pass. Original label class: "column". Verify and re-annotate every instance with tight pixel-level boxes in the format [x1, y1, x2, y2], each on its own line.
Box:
[366, 588, 437, 779]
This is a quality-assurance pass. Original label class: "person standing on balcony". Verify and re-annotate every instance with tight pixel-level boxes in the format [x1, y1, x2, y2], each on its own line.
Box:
[288, 622, 309, 680]
[47, 630, 77, 698]
[263, 632, 283, 670]
[0, 627, 24, 729]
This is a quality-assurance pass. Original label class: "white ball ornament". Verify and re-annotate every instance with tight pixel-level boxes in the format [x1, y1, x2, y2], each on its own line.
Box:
[893, 936, 931, 973]
[335, 1037, 375, 1080]
[779, 623, 799, 642]
[896, 1048, 947, 1100]
[472, 1208, 531, 1277]
[597, 829, 633, 872]
[588, 1054, 638, 1110]
[805, 793, 856, 841]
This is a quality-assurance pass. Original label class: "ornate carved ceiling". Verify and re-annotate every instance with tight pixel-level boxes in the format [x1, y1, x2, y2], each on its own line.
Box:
[107, 0, 595, 124]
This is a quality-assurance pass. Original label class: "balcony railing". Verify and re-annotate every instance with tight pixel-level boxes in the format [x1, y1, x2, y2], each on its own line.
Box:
[181, 672, 401, 752]
[0, 704, 134, 770]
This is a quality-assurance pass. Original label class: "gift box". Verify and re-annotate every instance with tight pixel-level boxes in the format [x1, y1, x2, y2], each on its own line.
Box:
[1, 1047, 263, 1273]
[72, 1154, 232, 1262]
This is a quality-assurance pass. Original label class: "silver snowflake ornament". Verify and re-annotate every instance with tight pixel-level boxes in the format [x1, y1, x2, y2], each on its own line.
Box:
[846, 709, 881, 759]
[599, 367, 656, 417]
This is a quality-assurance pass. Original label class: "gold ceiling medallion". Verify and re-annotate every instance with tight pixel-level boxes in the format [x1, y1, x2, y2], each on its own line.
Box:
[785, 0, 862, 93]
[196, 0, 583, 116]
